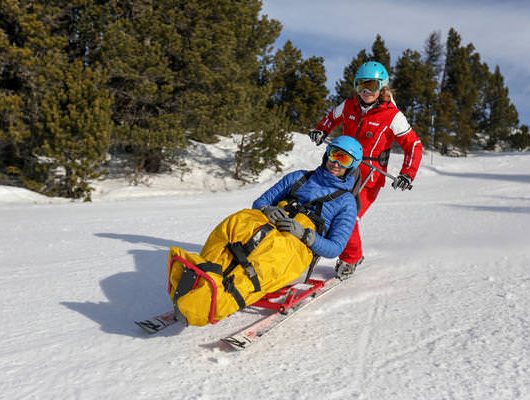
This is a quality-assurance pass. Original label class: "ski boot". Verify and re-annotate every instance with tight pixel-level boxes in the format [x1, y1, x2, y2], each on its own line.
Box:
[335, 256, 364, 280]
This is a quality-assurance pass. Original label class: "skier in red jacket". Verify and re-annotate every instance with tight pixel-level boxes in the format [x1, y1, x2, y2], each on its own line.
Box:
[309, 61, 423, 278]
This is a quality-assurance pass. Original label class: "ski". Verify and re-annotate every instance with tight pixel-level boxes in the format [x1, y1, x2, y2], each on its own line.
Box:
[136, 277, 343, 343]
[135, 310, 178, 334]
[221, 277, 342, 351]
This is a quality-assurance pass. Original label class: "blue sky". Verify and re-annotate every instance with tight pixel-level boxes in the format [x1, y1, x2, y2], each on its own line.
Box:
[261, 0, 530, 127]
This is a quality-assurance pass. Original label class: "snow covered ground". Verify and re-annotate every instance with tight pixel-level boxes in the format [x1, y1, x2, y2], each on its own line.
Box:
[1, 133, 529, 400]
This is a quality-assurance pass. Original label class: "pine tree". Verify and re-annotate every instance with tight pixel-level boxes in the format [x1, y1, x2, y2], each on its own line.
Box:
[371, 34, 391, 74]
[269, 41, 328, 131]
[166, 0, 283, 144]
[424, 31, 444, 88]
[509, 125, 529, 150]
[0, 91, 29, 184]
[295, 56, 329, 130]
[0, 1, 66, 190]
[439, 28, 479, 154]
[38, 61, 113, 200]
[269, 41, 302, 112]
[233, 90, 293, 181]
[0, 8, 31, 183]
[422, 31, 444, 151]
[1, 1, 114, 198]
[44, 0, 110, 65]
[393, 49, 437, 147]
[482, 65, 519, 148]
[434, 91, 457, 154]
[98, 1, 185, 174]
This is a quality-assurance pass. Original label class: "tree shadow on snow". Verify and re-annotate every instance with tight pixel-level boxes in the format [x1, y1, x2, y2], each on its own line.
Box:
[61, 233, 202, 338]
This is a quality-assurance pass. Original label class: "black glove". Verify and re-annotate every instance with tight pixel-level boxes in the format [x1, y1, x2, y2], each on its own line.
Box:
[392, 173, 413, 191]
[276, 217, 316, 247]
[261, 206, 289, 224]
[308, 129, 326, 146]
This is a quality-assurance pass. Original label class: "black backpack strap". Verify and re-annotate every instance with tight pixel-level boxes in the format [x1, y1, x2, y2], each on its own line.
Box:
[287, 170, 314, 199]
[350, 168, 362, 213]
[305, 189, 348, 209]
[222, 224, 274, 310]
[198, 262, 223, 275]
[304, 189, 348, 217]
[245, 224, 274, 254]
[222, 274, 246, 310]
[283, 170, 317, 218]
[226, 242, 261, 293]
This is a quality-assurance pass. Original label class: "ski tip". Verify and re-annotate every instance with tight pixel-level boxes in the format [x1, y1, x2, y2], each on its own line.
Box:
[135, 311, 179, 335]
[221, 336, 252, 351]
[135, 320, 162, 334]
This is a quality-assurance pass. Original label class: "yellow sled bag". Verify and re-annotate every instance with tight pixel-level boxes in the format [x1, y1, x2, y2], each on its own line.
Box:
[167, 208, 315, 326]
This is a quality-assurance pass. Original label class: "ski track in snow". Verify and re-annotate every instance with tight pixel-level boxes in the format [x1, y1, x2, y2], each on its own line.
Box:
[1, 134, 530, 399]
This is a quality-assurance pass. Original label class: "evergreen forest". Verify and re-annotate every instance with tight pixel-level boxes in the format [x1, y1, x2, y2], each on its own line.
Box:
[1, 1, 528, 200]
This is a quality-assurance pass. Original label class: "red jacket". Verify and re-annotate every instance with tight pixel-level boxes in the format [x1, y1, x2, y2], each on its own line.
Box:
[316, 96, 423, 188]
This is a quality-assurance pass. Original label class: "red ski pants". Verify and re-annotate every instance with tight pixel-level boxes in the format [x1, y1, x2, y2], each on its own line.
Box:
[339, 185, 381, 264]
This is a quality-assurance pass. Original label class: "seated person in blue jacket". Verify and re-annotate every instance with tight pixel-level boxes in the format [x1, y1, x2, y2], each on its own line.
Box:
[252, 135, 362, 279]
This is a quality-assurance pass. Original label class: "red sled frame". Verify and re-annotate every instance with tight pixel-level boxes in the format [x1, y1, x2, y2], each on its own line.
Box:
[251, 278, 326, 314]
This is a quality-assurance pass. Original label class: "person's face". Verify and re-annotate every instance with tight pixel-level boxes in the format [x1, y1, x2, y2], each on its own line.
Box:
[326, 159, 347, 177]
[358, 89, 380, 104]
[356, 79, 381, 104]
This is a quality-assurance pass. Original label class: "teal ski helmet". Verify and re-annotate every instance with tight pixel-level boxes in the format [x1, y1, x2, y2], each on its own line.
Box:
[323, 135, 363, 175]
[354, 61, 389, 92]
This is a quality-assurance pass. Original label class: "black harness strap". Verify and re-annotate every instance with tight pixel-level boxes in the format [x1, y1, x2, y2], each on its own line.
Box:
[222, 224, 275, 310]
[304, 189, 348, 211]
[287, 171, 312, 198]
[283, 170, 352, 236]
[198, 262, 223, 275]
[226, 242, 261, 292]
[222, 274, 246, 310]
[245, 223, 274, 254]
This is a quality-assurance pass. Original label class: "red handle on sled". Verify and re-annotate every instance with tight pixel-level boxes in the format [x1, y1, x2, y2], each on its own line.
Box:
[169, 255, 219, 325]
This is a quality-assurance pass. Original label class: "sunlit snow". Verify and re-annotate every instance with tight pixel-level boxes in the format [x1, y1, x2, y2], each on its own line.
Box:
[1, 133, 529, 399]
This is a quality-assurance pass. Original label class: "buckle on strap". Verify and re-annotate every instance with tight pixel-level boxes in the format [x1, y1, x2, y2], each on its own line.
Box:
[224, 224, 274, 294]
[227, 242, 261, 292]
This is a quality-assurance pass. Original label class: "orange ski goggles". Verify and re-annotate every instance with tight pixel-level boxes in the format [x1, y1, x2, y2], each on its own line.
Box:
[327, 147, 357, 168]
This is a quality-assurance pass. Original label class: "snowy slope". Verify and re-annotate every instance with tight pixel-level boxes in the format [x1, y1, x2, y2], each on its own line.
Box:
[1, 133, 529, 400]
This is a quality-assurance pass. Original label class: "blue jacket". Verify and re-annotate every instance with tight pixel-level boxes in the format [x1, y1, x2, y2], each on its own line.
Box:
[252, 166, 357, 258]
